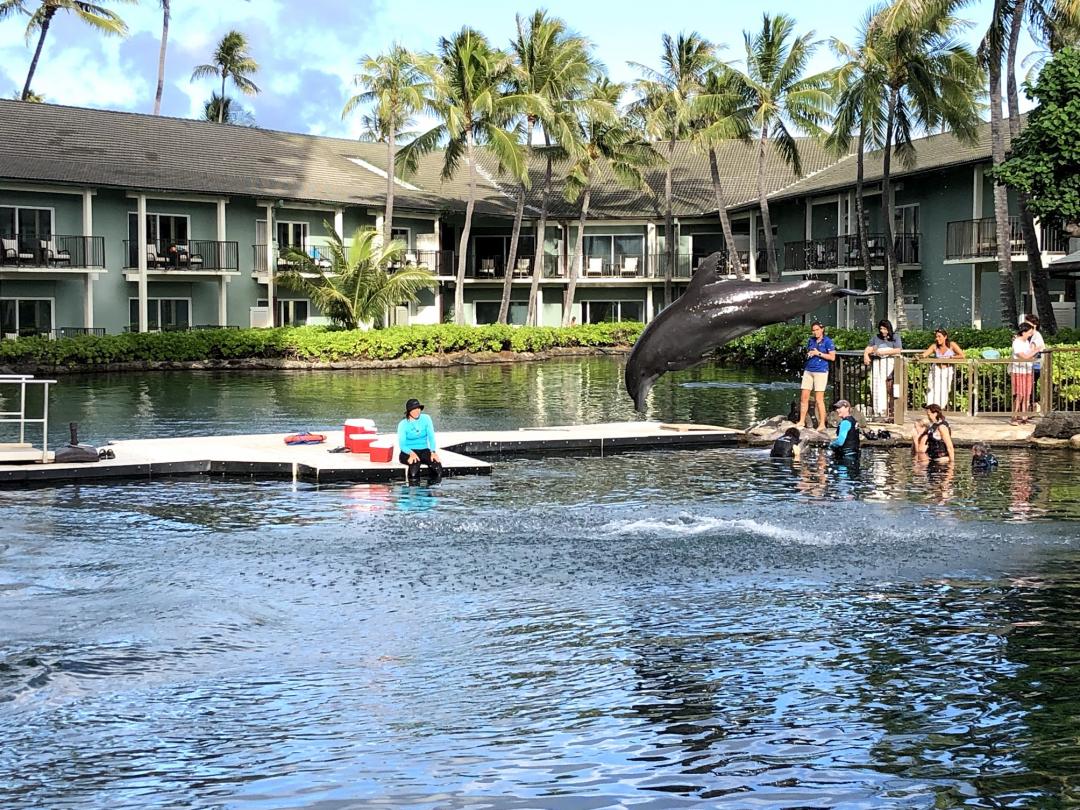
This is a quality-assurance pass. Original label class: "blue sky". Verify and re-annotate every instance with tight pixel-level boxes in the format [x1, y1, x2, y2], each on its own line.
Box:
[0, 0, 1036, 137]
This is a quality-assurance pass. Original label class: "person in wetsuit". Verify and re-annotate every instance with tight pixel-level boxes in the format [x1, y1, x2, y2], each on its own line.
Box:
[829, 400, 860, 459]
[397, 397, 443, 484]
[922, 403, 954, 464]
[770, 427, 802, 459]
[971, 442, 998, 472]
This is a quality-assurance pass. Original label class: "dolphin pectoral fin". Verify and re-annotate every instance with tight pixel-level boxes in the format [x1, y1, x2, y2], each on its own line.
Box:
[836, 288, 881, 297]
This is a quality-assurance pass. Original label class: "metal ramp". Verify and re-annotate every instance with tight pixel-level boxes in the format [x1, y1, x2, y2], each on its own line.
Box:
[0, 374, 56, 463]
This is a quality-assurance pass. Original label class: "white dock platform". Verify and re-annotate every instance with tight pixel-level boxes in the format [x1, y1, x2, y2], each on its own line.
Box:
[0, 422, 742, 487]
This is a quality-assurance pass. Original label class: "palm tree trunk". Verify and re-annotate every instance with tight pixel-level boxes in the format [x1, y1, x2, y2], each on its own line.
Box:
[526, 137, 552, 326]
[21, 9, 56, 101]
[882, 87, 908, 330]
[219, 74, 226, 123]
[708, 146, 742, 278]
[855, 122, 876, 325]
[154, 0, 170, 115]
[1006, 0, 1057, 333]
[499, 183, 526, 324]
[756, 126, 777, 282]
[563, 186, 591, 327]
[663, 137, 676, 305]
[384, 133, 396, 247]
[455, 135, 479, 325]
[989, 51, 1019, 328]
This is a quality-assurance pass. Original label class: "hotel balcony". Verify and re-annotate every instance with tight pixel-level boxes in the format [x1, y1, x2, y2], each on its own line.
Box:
[783, 233, 919, 274]
[123, 239, 239, 277]
[1, 234, 106, 273]
[944, 216, 1068, 262]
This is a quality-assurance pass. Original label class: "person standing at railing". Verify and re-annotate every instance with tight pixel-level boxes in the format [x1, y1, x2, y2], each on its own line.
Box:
[920, 328, 965, 408]
[1010, 322, 1039, 425]
[1023, 313, 1045, 407]
[796, 322, 836, 432]
[862, 319, 903, 418]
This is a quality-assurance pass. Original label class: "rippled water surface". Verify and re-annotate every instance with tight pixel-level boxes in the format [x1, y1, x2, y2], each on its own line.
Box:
[3, 359, 1080, 809]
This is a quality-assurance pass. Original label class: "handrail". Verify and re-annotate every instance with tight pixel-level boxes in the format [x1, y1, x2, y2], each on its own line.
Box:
[0, 374, 56, 462]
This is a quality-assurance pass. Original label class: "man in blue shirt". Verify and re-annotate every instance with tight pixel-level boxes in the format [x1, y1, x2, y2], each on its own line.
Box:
[397, 397, 443, 484]
[796, 321, 836, 431]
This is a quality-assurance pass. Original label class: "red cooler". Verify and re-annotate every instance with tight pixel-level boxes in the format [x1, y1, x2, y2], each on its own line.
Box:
[344, 418, 377, 454]
[369, 440, 394, 463]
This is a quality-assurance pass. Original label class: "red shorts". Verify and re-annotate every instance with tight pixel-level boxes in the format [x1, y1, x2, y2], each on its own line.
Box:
[1011, 371, 1033, 400]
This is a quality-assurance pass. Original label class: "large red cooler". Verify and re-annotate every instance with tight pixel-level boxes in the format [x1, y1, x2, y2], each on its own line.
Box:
[344, 418, 376, 436]
[369, 440, 394, 463]
[344, 418, 377, 454]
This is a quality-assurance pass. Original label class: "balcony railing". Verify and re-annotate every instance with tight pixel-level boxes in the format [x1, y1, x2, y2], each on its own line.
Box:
[124, 239, 238, 271]
[945, 216, 1067, 260]
[1, 234, 105, 269]
[783, 233, 919, 272]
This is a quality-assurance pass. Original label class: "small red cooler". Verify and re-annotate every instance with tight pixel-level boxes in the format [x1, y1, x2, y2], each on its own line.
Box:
[369, 440, 394, 463]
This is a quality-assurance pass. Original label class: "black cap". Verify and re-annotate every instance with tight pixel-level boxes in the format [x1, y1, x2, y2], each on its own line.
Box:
[405, 398, 424, 415]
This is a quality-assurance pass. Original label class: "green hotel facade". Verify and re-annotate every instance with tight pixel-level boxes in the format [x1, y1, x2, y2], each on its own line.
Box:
[1, 99, 1076, 338]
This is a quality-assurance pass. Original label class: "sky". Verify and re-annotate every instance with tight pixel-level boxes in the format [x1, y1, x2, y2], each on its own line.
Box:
[0, 0, 1040, 138]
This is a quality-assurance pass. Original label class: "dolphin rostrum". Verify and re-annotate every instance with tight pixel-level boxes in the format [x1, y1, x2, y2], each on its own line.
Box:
[625, 252, 875, 411]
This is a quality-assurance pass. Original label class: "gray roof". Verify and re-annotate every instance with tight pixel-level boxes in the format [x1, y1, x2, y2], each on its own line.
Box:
[767, 122, 996, 202]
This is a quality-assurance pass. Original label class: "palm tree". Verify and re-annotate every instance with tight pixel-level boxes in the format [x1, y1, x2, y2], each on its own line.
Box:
[562, 79, 658, 326]
[828, 6, 890, 321]
[191, 30, 260, 124]
[690, 67, 755, 278]
[277, 226, 435, 330]
[995, 0, 1079, 333]
[504, 11, 597, 327]
[343, 46, 432, 247]
[873, 0, 982, 328]
[631, 32, 716, 303]
[398, 27, 540, 325]
[202, 93, 254, 126]
[0, 0, 131, 102]
[728, 14, 834, 282]
[153, 0, 169, 115]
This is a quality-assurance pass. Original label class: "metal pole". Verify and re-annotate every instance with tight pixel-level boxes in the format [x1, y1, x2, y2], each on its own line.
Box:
[894, 357, 907, 425]
[40, 381, 50, 463]
[19, 379, 26, 444]
[1041, 349, 1054, 414]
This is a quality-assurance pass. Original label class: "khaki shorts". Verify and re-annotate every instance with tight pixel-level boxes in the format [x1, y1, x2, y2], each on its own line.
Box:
[801, 371, 829, 392]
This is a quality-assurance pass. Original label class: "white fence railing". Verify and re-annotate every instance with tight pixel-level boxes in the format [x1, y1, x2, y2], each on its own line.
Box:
[0, 374, 56, 462]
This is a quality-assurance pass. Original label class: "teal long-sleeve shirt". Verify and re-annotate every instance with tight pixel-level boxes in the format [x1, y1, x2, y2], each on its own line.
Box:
[397, 413, 437, 452]
[830, 419, 853, 449]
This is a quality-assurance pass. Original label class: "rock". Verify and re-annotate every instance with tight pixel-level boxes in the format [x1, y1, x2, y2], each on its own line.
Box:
[825, 407, 867, 429]
[1033, 411, 1080, 439]
[1071, 434, 1080, 450]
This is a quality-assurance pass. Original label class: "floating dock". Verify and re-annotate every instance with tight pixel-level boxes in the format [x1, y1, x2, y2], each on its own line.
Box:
[0, 422, 742, 487]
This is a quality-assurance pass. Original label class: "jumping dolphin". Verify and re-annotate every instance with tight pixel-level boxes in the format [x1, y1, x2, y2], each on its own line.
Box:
[625, 252, 874, 411]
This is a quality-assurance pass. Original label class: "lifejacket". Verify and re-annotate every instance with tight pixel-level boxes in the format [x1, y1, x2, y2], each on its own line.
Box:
[833, 415, 861, 456]
[770, 436, 796, 458]
[284, 432, 326, 445]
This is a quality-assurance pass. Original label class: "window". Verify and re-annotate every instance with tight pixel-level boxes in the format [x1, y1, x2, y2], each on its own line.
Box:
[257, 298, 309, 326]
[475, 300, 527, 325]
[580, 300, 643, 324]
[1, 298, 53, 337]
[391, 227, 410, 247]
[583, 234, 645, 265]
[1, 206, 53, 240]
[277, 221, 309, 249]
[127, 212, 190, 265]
[128, 298, 191, 331]
[894, 204, 919, 235]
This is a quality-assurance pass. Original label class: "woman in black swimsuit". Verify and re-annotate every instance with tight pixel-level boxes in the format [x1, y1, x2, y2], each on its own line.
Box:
[922, 403, 954, 463]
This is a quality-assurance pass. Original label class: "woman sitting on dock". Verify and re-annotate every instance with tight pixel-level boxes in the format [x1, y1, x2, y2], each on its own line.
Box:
[397, 398, 443, 484]
[922, 404, 954, 464]
[1010, 322, 1039, 426]
[921, 329, 965, 408]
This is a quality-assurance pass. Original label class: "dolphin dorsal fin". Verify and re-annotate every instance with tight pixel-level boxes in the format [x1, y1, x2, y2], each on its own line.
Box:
[686, 251, 724, 293]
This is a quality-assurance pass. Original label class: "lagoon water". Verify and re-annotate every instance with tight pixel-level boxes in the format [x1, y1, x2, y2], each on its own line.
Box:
[2, 358, 1080, 808]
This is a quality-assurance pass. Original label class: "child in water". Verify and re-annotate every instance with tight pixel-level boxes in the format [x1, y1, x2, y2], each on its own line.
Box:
[770, 427, 802, 459]
[971, 442, 998, 471]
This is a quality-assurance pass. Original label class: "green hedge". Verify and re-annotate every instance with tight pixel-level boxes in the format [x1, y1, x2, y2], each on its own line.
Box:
[0, 322, 646, 368]
[715, 324, 1080, 370]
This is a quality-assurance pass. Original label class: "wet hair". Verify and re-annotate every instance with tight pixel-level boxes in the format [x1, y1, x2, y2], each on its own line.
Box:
[877, 319, 895, 340]
[784, 427, 801, 440]
[972, 442, 991, 457]
[926, 403, 945, 421]
[1018, 322, 1034, 336]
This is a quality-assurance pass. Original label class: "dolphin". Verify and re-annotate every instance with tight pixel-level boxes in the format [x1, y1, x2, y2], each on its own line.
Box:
[625, 252, 875, 411]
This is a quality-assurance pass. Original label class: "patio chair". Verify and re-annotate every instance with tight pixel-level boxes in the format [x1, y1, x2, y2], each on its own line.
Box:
[42, 238, 71, 267]
[514, 257, 531, 277]
[3, 237, 35, 266]
[586, 257, 604, 276]
[480, 258, 496, 277]
[146, 243, 167, 269]
[620, 256, 640, 276]
[404, 251, 417, 265]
